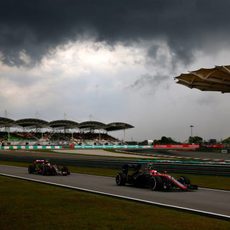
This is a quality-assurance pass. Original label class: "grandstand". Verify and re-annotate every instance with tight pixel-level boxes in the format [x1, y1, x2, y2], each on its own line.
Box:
[0, 117, 134, 146]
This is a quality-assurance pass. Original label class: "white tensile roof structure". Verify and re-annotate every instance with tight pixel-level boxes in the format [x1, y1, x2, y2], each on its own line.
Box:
[175, 65, 230, 93]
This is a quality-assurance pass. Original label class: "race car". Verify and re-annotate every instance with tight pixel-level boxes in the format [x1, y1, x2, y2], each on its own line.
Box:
[28, 159, 70, 176]
[115, 163, 198, 191]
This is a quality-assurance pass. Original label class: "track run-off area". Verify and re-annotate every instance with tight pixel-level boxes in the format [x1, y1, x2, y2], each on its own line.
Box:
[0, 165, 229, 220]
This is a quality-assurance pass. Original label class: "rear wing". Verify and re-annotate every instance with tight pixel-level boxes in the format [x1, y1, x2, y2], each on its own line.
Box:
[121, 163, 142, 173]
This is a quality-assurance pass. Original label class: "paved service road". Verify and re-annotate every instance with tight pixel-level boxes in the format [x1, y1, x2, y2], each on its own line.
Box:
[0, 165, 229, 219]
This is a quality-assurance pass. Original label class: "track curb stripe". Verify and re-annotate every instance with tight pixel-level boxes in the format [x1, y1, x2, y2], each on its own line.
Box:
[0, 172, 229, 221]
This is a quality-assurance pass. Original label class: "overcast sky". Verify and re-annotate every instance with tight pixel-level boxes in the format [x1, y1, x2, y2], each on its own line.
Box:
[0, 0, 229, 142]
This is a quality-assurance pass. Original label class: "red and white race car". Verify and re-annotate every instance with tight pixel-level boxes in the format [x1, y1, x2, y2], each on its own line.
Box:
[28, 159, 70, 176]
[116, 163, 198, 191]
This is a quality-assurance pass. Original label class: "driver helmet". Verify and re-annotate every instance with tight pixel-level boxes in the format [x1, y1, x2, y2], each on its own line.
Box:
[150, 169, 158, 175]
[147, 163, 154, 169]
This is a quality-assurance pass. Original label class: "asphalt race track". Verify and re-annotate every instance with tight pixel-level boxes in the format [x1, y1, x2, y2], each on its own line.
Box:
[0, 165, 229, 220]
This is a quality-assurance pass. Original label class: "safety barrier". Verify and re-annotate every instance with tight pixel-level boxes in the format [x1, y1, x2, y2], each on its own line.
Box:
[0, 146, 62, 150]
[73, 145, 151, 149]
[0, 145, 152, 150]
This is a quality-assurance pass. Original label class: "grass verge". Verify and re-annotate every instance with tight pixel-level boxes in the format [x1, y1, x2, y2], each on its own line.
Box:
[0, 176, 229, 230]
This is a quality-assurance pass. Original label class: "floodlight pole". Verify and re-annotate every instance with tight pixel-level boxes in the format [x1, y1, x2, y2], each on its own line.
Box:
[190, 125, 194, 137]
[7, 127, 10, 142]
[123, 129, 126, 143]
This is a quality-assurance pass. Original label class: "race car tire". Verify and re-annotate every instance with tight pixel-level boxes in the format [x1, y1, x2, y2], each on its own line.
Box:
[116, 173, 126, 186]
[28, 165, 35, 174]
[162, 180, 172, 191]
[178, 176, 190, 185]
[51, 167, 57, 175]
[155, 176, 163, 190]
[61, 166, 70, 176]
[42, 166, 47, 176]
[151, 176, 163, 191]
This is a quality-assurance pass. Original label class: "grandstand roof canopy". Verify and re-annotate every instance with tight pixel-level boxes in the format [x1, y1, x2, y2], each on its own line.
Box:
[175, 65, 230, 93]
[0, 117, 134, 132]
[15, 118, 49, 128]
[0, 117, 15, 127]
[49, 120, 79, 129]
[105, 122, 134, 131]
[78, 121, 106, 130]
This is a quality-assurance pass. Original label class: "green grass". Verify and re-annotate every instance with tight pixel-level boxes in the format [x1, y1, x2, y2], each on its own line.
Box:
[0, 160, 230, 190]
[0, 176, 229, 230]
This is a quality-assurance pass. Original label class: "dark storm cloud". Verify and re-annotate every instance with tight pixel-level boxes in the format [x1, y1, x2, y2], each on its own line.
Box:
[1, 0, 230, 66]
[129, 73, 169, 93]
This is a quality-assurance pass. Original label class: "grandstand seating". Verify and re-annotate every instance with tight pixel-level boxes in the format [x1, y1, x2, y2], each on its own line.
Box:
[0, 131, 120, 146]
[0, 117, 133, 146]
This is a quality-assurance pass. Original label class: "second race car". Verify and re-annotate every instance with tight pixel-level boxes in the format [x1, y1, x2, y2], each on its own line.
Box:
[28, 159, 70, 176]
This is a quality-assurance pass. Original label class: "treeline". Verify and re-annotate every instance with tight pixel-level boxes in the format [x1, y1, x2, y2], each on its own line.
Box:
[128, 136, 230, 145]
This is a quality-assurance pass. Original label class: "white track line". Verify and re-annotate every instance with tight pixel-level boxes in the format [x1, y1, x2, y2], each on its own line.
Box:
[0, 172, 229, 220]
[200, 187, 230, 193]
